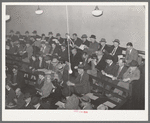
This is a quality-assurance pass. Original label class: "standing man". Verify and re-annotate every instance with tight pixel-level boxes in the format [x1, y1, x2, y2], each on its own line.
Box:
[47, 32, 55, 46]
[125, 42, 138, 64]
[98, 38, 110, 55]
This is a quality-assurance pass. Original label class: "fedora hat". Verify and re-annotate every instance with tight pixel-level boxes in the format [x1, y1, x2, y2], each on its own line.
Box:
[90, 35, 96, 39]
[81, 34, 88, 38]
[113, 39, 120, 44]
[32, 30, 37, 34]
[100, 38, 106, 43]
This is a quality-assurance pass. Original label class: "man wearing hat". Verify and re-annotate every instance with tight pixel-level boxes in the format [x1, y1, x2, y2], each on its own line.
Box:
[59, 43, 69, 62]
[81, 34, 90, 48]
[23, 31, 30, 42]
[23, 93, 33, 109]
[86, 35, 99, 55]
[113, 60, 140, 96]
[100, 55, 117, 81]
[67, 64, 91, 95]
[16, 41, 24, 55]
[98, 38, 110, 55]
[47, 32, 55, 46]
[9, 30, 18, 42]
[56, 33, 64, 44]
[22, 40, 33, 63]
[16, 31, 23, 40]
[109, 39, 122, 63]
[9, 65, 22, 90]
[32, 30, 41, 41]
[72, 33, 83, 47]
[125, 42, 138, 64]
[40, 41, 51, 57]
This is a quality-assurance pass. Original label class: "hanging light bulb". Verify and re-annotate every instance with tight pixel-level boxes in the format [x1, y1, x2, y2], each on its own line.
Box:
[92, 6, 103, 17]
[69, 68, 73, 74]
[6, 15, 10, 21]
[35, 6, 43, 15]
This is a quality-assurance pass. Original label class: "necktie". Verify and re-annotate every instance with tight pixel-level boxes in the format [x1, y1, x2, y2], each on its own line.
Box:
[111, 47, 117, 56]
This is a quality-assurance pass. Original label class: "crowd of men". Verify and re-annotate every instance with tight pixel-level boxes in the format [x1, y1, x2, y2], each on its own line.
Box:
[5, 30, 141, 109]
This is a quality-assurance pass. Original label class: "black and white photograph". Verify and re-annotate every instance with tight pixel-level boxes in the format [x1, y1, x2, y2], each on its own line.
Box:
[2, 2, 148, 121]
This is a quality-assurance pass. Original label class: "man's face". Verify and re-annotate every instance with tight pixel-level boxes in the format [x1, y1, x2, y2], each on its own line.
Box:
[32, 33, 36, 36]
[52, 43, 56, 48]
[12, 68, 17, 74]
[90, 38, 95, 43]
[61, 46, 65, 50]
[118, 59, 124, 66]
[51, 58, 59, 66]
[82, 38, 87, 42]
[83, 53, 88, 59]
[100, 42, 105, 46]
[15, 89, 21, 96]
[26, 43, 30, 47]
[126, 45, 132, 50]
[25, 33, 29, 36]
[39, 74, 44, 79]
[106, 59, 112, 64]
[113, 42, 119, 47]
[56, 36, 61, 39]
[41, 44, 45, 47]
[78, 69, 84, 74]
[49, 34, 53, 38]
[25, 97, 31, 103]
[10, 32, 14, 36]
[73, 35, 77, 40]
[71, 49, 77, 55]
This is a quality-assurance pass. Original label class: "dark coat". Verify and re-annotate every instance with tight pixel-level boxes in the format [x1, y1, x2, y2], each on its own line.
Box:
[95, 55, 107, 71]
[73, 37, 83, 47]
[98, 44, 110, 55]
[109, 46, 122, 63]
[73, 72, 91, 94]
[82, 40, 90, 47]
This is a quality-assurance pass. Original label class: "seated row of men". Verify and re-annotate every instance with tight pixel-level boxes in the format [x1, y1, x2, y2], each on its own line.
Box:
[5, 29, 141, 109]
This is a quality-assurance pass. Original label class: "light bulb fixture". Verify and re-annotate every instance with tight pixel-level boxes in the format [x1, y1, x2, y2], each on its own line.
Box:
[35, 6, 43, 15]
[92, 6, 103, 17]
[6, 15, 10, 21]
[69, 68, 73, 74]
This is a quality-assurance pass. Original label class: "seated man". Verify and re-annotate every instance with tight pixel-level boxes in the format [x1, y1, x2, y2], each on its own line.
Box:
[81, 52, 91, 70]
[35, 71, 45, 91]
[39, 41, 51, 57]
[56, 33, 64, 44]
[85, 35, 99, 55]
[109, 39, 122, 63]
[125, 42, 138, 64]
[113, 60, 140, 96]
[98, 38, 110, 56]
[23, 93, 33, 109]
[111, 58, 128, 85]
[81, 34, 90, 48]
[37, 71, 54, 99]
[9, 65, 24, 90]
[66, 64, 91, 96]
[7, 88, 25, 109]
